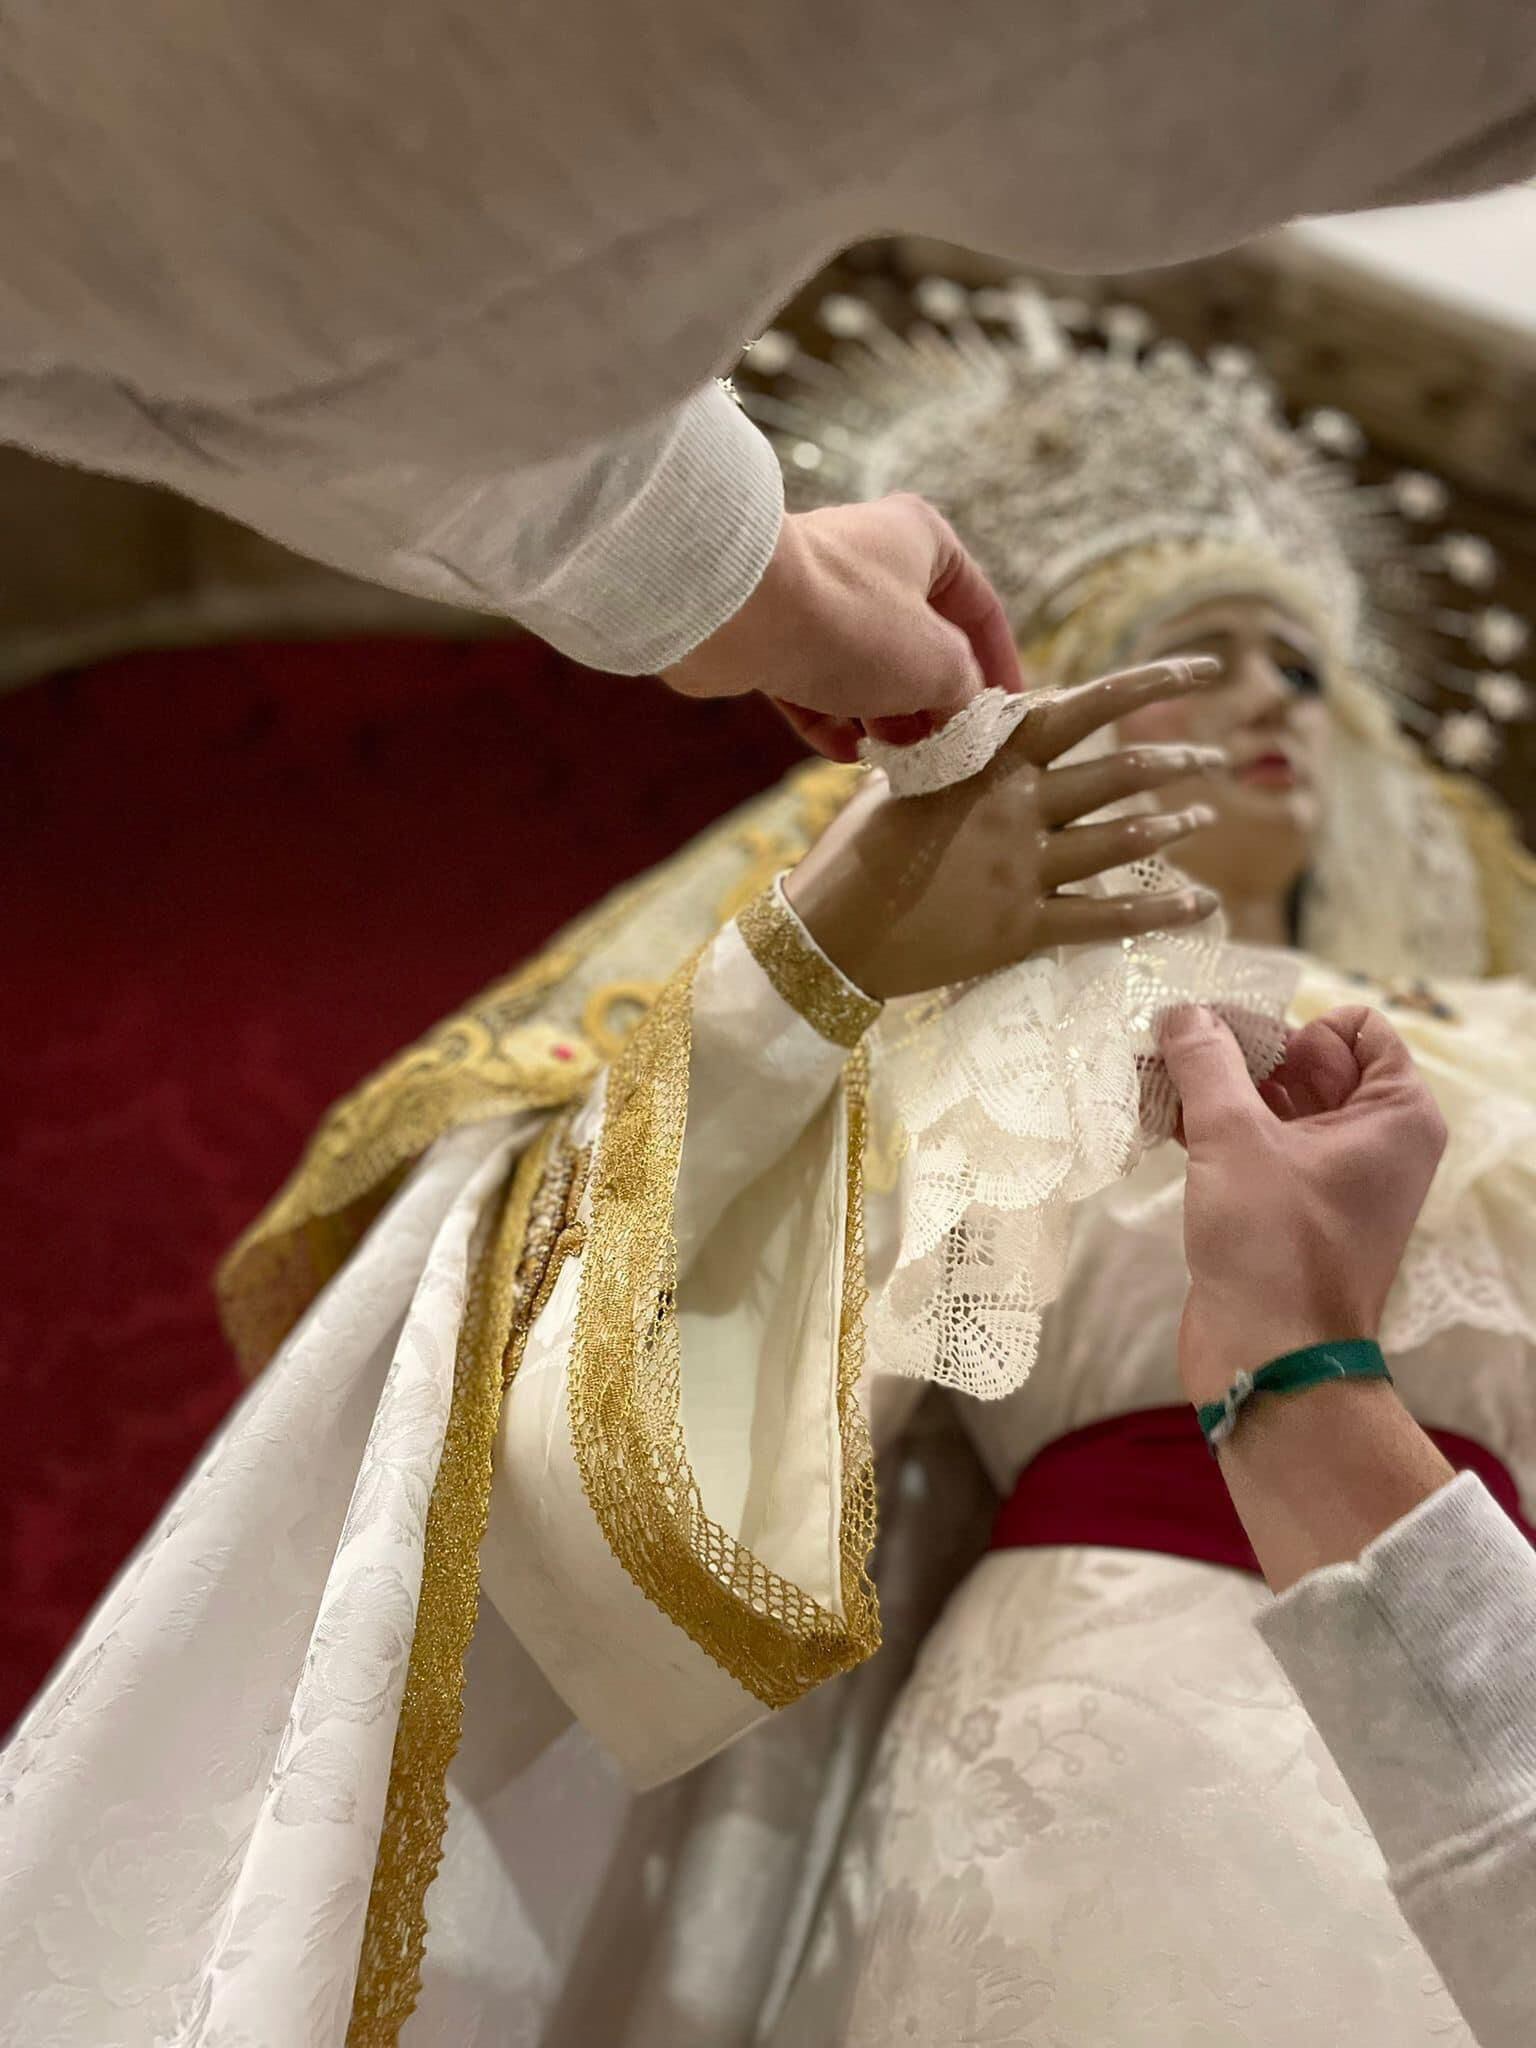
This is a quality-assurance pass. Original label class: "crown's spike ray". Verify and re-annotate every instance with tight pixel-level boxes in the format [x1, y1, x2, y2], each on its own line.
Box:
[1436, 533, 1501, 590]
[1416, 661, 1530, 715]
[1302, 408, 1367, 459]
[1472, 608, 1530, 665]
[1208, 344, 1258, 383]
[909, 278, 1004, 376]
[817, 293, 877, 339]
[969, 286, 1015, 323]
[743, 329, 798, 378]
[911, 276, 970, 325]
[742, 339, 864, 405]
[904, 319, 988, 389]
[1475, 672, 1533, 722]
[1434, 709, 1502, 770]
[998, 283, 1070, 368]
[1100, 303, 1154, 361]
[738, 391, 862, 452]
[1369, 679, 1442, 734]
[1147, 339, 1199, 376]
[1390, 471, 1452, 522]
[816, 293, 928, 377]
[1433, 607, 1532, 665]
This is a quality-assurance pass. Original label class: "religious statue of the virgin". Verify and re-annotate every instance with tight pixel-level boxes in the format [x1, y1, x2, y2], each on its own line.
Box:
[4, 278, 1534, 2048]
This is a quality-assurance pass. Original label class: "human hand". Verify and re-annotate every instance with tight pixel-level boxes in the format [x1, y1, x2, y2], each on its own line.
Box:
[659, 496, 1021, 756]
[783, 657, 1227, 999]
[1158, 1004, 1449, 1403]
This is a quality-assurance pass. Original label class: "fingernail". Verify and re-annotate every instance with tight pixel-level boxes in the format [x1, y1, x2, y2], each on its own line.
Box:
[1191, 744, 1230, 769]
[1183, 802, 1218, 829]
[866, 710, 940, 746]
[1174, 656, 1222, 680]
[1188, 887, 1220, 916]
[1164, 1001, 1213, 1032]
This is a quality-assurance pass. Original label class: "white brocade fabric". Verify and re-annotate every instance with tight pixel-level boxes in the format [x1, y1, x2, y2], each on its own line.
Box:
[770, 1546, 1475, 2047]
[0, 916, 874, 2043]
[0, 1118, 530, 2047]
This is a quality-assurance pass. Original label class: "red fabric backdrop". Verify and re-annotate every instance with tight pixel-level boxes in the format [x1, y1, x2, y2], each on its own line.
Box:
[0, 638, 801, 1729]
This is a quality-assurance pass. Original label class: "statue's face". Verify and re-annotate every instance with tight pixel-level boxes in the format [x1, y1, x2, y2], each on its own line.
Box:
[1116, 596, 1331, 910]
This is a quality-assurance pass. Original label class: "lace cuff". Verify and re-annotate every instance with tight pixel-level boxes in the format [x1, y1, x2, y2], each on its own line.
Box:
[738, 877, 883, 1049]
[862, 866, 1297, 1399]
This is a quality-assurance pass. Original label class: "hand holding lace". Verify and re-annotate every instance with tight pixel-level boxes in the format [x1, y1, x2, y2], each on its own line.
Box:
[1161, 1003, 1449, 1405]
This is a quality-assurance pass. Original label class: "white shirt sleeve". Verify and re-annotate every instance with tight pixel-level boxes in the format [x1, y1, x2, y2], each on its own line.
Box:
[1257, 1472, 1536, 2047]
[169, 380, 784, 674]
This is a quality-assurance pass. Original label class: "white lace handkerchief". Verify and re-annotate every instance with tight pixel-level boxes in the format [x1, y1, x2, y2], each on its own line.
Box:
[860, 688, 1036, 796]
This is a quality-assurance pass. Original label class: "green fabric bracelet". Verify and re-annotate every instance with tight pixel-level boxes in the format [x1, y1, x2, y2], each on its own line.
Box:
[1196, 1339, 1392, 1455]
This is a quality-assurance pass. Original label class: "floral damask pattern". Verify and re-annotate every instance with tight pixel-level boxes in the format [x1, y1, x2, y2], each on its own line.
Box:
[296, 1566, 418, 1738]
[0, 1123, 526, 2047]
[781, 1545, 1472, 2047]
[848, 1873, 1054, 2047]
[271, 1737, 364, 1828]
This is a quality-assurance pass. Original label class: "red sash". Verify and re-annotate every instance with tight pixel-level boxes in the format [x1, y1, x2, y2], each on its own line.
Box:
[990, 1405, 1534, 1574]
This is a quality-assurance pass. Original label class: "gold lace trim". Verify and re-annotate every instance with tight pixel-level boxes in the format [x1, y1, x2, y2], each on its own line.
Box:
[835, 1040, 879, 1659]
[218, 759, 860, 1376]
[567, 951, 879, 1709]
[738, 883, 882, 1048]
[347, 1113, 584, 2048]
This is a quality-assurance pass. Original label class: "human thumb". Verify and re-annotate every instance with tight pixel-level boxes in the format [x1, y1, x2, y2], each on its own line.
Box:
[1158, 1005, 1261, 1146]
